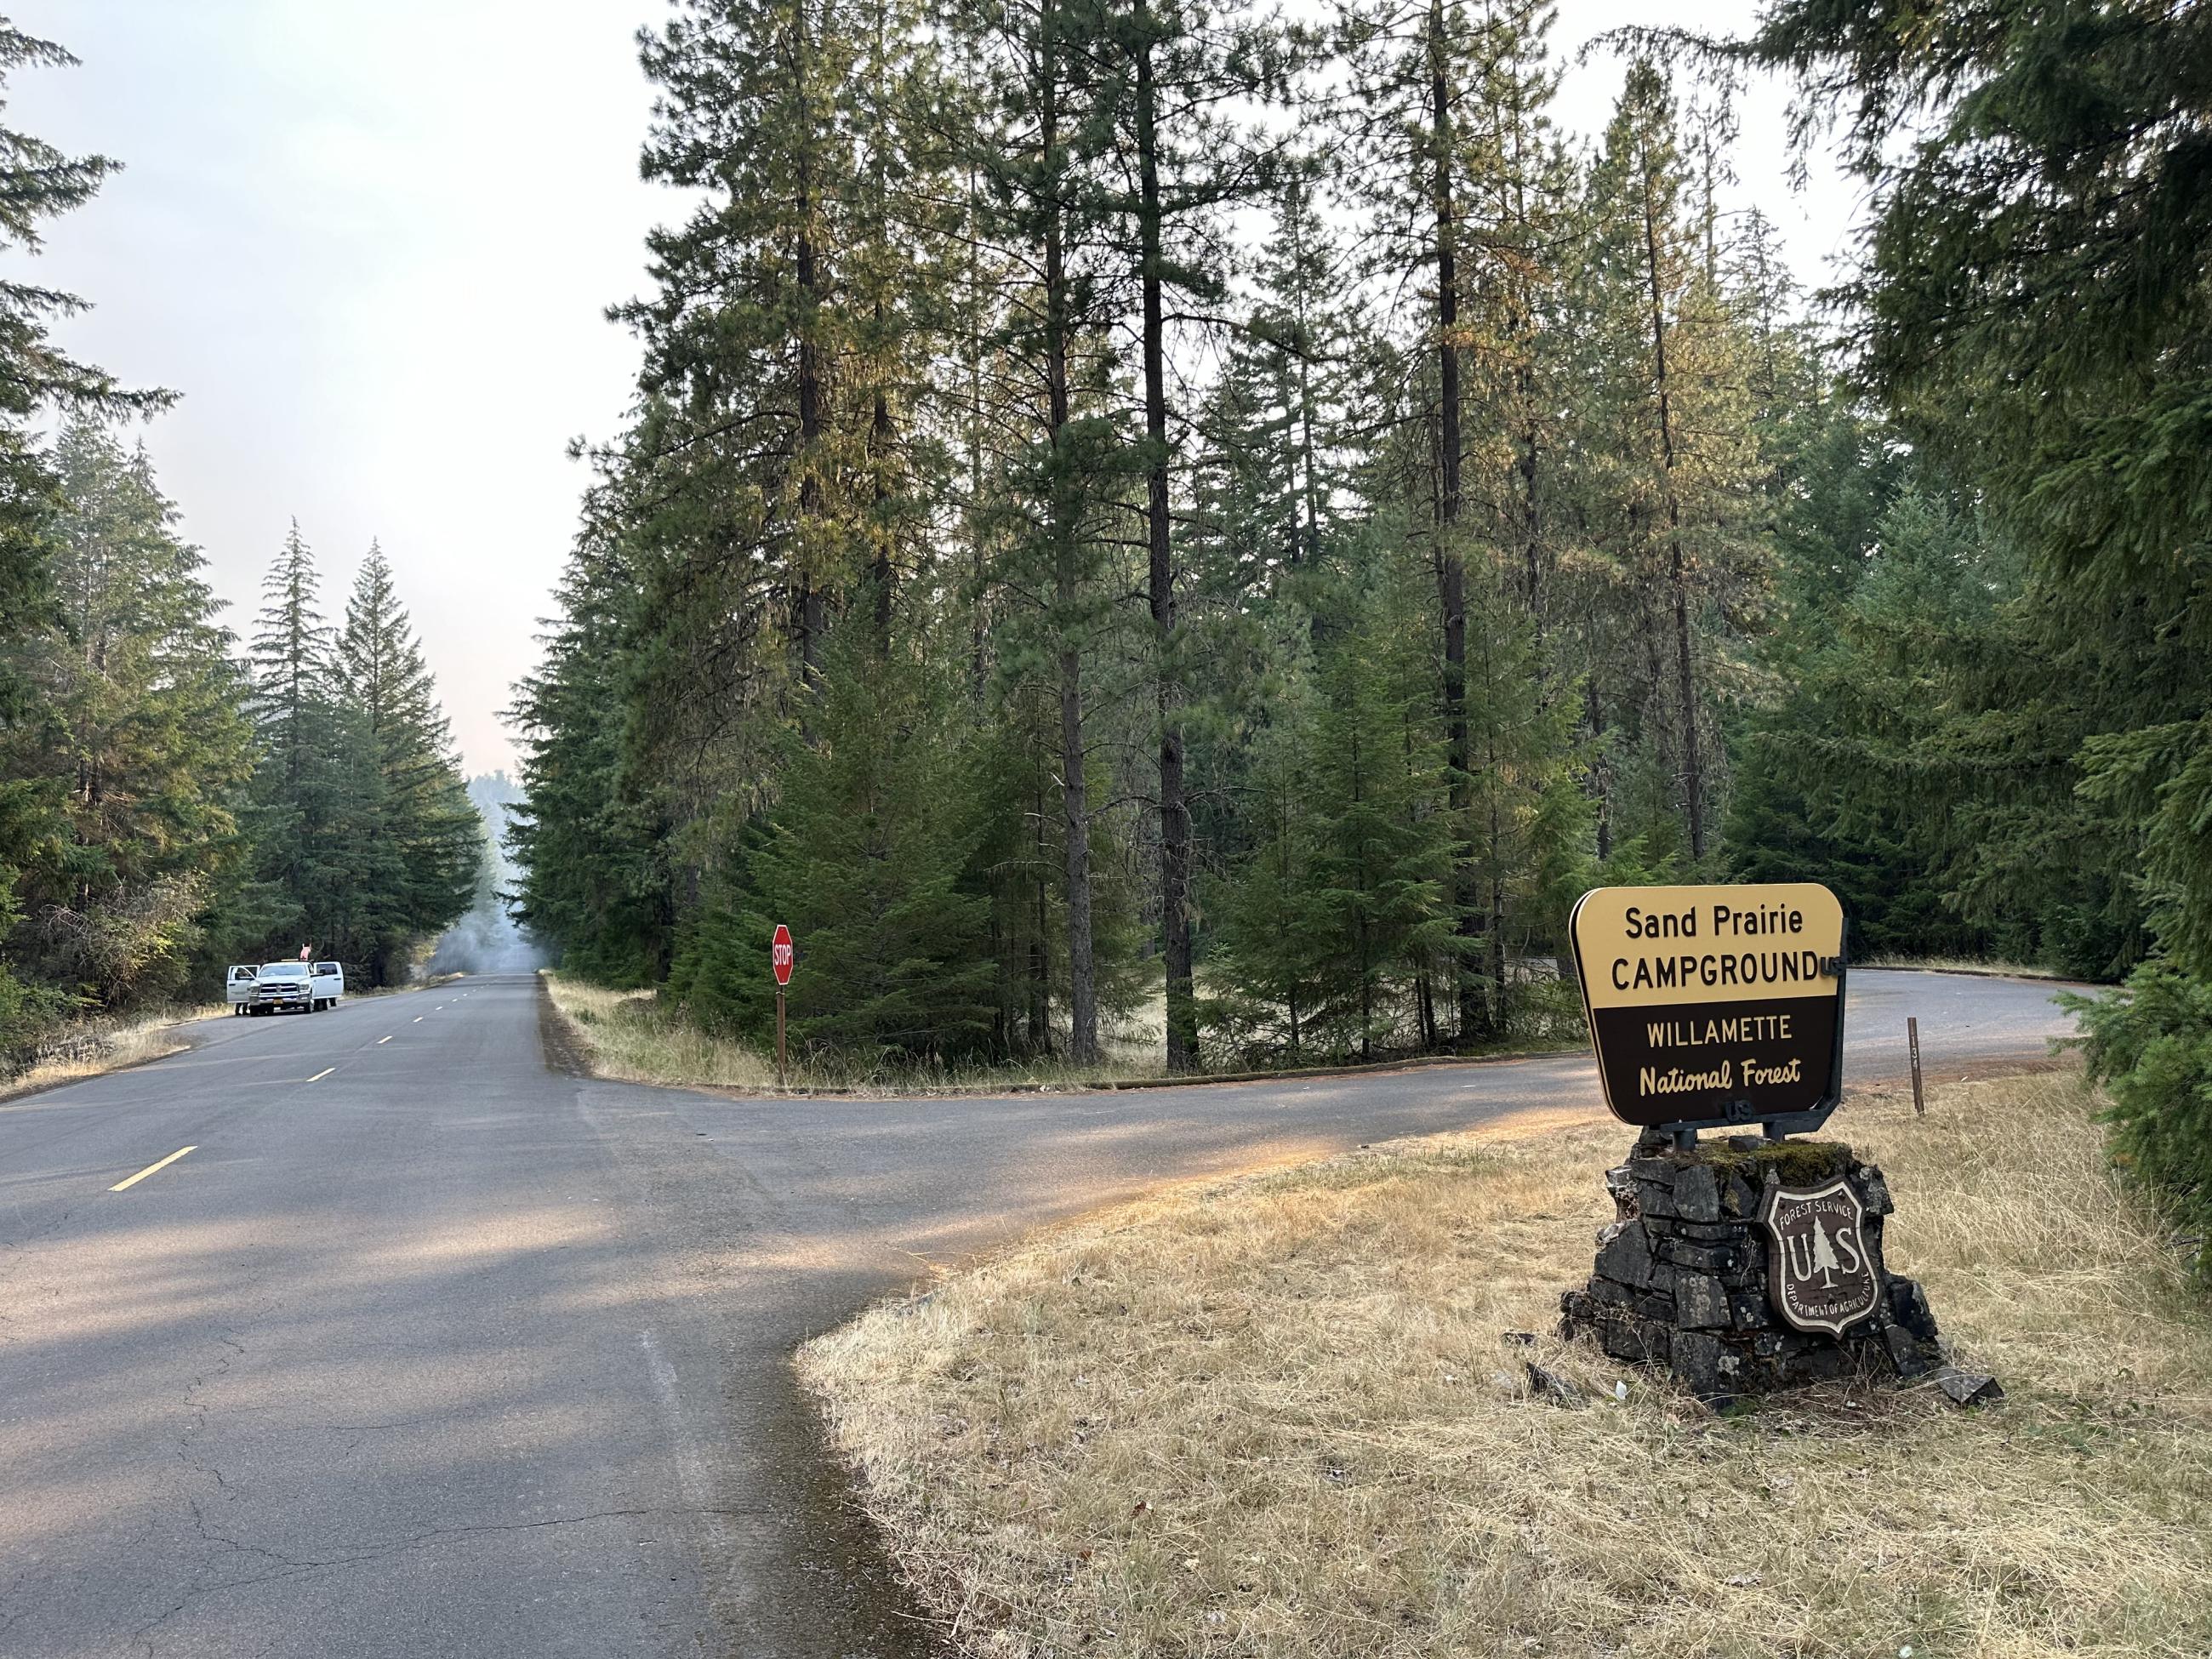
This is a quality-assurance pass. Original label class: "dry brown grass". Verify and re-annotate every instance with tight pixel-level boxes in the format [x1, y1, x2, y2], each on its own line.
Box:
[542, 973, 781, 1090]
[541, 970, 1576, 1097]
[541, 969, 1175, 1092]
[799, 1072, 2212, 1659]
[0, 1005, 223, 1101]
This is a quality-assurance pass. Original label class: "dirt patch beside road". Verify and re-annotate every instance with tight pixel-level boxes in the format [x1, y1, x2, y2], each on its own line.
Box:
[535, 969, 596, 1077]
[801, 1067, 2212, 1659]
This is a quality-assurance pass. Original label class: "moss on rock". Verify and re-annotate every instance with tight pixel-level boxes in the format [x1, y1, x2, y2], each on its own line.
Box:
[1698, 1139, 1853, 1187]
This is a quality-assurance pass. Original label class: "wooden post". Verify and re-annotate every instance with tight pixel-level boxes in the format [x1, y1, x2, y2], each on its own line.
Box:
[1907, 1016, 1924, 1117]
[776, 989, 788, 1090]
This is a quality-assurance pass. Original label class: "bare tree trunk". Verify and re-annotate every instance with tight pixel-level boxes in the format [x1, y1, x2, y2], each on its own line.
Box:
[790, 3, 828, 698]
[1135, 20, 1194, 1073]
[1428, 0, 1486, 1045]
[795, 241, 824, 692]
[1640, 145, 1704, 860]
[866, 0, 895, 660]
[872, 329, 894, 656]
[1286, 187, 1325, 575]
[966, 170, 989, 703]
[1042, 5, 1098, 1065]
[1032, 800, 1052, 1052]
[1586, 670, 1611, 864]
[1519, 407, 1542, 620]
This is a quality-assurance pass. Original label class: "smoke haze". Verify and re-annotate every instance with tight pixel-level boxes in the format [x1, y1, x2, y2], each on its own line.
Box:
[429, 772, 547, 975]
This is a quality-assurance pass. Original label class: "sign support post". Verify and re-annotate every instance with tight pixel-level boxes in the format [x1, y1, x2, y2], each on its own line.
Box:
[770, 923, 795, 1091]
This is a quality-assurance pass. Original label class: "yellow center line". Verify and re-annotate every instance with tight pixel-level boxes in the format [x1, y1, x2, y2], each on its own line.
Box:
[111, 1145, 197, 1193]
[377, 1035, 393, 1045]
[307, 1068, 334, 1083]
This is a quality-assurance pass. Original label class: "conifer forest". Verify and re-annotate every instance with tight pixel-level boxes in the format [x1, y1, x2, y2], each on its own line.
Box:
[508, 0, 2207, 1141]
[0, 33, 482, 1066]
[3, 0, 2209, 1243]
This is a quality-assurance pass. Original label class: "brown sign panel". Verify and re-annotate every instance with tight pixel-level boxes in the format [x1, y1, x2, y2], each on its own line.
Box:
[1759, 1179, 1882, 1335]
[1569, 883, 1847, 1132]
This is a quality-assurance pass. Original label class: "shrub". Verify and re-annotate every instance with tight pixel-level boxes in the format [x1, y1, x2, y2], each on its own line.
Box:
[2069, 961, 2212, 1277]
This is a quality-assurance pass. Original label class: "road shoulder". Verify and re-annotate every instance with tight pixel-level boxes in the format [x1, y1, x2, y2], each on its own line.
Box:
[799, 1065, 2212, 1658]
[0, 1006, 222, 1105]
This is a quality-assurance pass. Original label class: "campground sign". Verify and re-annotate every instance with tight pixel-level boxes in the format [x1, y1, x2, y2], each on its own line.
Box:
[1569, 882, 1848, 1137]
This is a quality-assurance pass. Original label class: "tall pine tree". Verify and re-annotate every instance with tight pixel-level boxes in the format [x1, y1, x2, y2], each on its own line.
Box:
[337, 541, 480, 983]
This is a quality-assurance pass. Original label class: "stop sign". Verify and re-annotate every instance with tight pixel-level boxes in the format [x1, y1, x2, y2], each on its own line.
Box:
[771, 924, 795, 987]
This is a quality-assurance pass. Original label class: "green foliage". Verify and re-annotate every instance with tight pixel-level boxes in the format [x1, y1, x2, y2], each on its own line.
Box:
[1206, 569, 1460, 1063]
[506, 0, 1822, 1075]
[0, 424, 255, 1013]
[335, 543, 481, 982]
[506, 535, 675, 987]
[0, 23, 486, 1063]
[1719, 0, 2212, 1230]
[0, 29, 171, 1060]
[238, 524, 354, 961]
[671, 622, 997, 1064]
[1200, 681, 1330, 1064]
[523, 0, 2212, 1096]
[2072, 963, 2212, 1278]
[1727, 467, 2000, 960]
[230, 525, 481, 987]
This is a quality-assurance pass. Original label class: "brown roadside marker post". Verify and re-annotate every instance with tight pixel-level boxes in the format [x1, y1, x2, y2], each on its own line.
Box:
[1908, 1015, 1924, 1116]
[772, 922, 794, 1088]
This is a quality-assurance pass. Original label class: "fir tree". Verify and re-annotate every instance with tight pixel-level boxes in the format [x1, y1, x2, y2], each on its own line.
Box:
[1301, 580, 1459, 1060]
[507, 529, 676, 985]
[0, 424, 254, 1011]
[1728, 0, 2212, 974]
[338, 541, 481, 983]
[0, 26, 168, 1052]
[1200, 681, 1329, 1064]
[694, 620, 996, 1063]
[241, 522, 350, 959]
[1574, 59, 1767, 868]
[959, 0, 1126, 1063]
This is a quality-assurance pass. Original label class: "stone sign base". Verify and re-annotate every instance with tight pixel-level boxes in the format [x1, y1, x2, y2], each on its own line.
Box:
[1559, 1137, 1946, 1402]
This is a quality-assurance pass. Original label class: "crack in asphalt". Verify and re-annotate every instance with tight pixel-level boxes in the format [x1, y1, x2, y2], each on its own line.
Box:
[125, 1507, 764, 1656]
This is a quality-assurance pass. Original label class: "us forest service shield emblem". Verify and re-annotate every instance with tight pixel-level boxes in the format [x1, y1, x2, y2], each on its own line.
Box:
[1759, 1179, 1882, 1336]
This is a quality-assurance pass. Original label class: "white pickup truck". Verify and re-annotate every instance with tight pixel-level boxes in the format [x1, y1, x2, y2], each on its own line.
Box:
[229, 961, 347, 1015]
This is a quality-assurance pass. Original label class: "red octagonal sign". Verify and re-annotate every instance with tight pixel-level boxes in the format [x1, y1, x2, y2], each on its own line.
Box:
[771, 923, 795, 987]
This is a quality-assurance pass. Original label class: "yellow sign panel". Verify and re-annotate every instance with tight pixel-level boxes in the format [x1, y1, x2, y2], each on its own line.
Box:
[1572, 883, 1844, 1010]
[1570, 883, 1848, 1132]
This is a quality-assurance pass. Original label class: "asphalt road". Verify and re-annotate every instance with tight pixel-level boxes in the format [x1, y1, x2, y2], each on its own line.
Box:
[0, 969, 2081, 1657]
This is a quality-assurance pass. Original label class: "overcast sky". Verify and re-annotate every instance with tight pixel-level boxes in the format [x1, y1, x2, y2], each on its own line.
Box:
[17, 0, 1856, 778]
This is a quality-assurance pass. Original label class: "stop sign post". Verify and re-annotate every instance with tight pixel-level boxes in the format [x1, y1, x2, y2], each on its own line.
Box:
[771, 925, 794, 1086]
